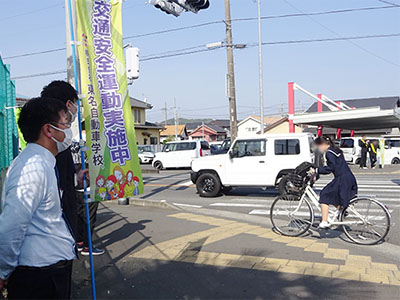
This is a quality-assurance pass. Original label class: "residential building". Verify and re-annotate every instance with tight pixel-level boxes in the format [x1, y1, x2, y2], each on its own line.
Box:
[237, 115, 282, 138]
[189, 124, 227, 142]
[262, 117, 302, 134]
[130, 97, 163, 145]
[160, 125, 188, 142]
[208, 119, 231, 137]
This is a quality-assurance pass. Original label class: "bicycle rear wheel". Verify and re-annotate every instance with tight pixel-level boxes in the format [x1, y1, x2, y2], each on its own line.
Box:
[270, 195, 314, 237]
[341, 197, 391, 245]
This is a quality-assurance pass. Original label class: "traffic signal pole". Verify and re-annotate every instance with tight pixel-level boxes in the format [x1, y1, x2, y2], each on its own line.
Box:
[224, 0, 238, 140]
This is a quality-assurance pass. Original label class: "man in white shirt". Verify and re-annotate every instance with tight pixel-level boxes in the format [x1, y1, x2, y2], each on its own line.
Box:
[0, 97, 77, 299]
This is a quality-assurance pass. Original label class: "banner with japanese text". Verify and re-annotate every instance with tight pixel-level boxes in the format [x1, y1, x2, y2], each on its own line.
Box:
[76, 0, 143, 201]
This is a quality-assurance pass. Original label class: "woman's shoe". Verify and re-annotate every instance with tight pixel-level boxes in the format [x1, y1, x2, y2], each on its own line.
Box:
[318, 221, 331, 229]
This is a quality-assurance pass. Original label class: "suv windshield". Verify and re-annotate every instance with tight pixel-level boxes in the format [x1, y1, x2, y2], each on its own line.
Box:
[138, 145, 153, 153]
[340, 139, 354, 148]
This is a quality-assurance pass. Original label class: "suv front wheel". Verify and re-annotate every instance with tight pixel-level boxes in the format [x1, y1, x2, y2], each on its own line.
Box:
[196, 173, 221, 197]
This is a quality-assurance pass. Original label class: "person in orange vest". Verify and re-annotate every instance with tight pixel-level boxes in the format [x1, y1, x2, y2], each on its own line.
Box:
[358, 135, 369, 169]
[369, 140, 378, 169]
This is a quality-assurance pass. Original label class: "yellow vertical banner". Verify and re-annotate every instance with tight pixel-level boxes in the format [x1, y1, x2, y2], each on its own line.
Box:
[76, 0, 143, 201]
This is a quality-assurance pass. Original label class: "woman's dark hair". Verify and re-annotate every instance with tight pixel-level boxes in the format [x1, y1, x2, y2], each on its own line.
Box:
[314, 136, 342, 153]
[41, 80, 78, 104]
[18, 97, 67, 143]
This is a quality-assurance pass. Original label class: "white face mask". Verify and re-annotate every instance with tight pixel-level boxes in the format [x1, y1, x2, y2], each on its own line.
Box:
[50, 124, 73, 153]
[68, 102, 78, 123]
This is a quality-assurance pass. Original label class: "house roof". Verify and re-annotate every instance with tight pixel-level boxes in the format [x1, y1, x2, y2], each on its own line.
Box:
[305, 96, 400, 113]
[130, 97, 153, 109]
[262, 117, 289, 133]
[186, 122, 203, 131]
[205, 124, 226, 133]
[208, 119, 230, 128]
[160, 125, 186, 136]
[238, 115, 282, 127]
[134, 121, 163, 130]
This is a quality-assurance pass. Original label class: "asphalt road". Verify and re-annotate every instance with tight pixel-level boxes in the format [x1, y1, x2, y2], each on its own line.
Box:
[140, 166, 400, 246]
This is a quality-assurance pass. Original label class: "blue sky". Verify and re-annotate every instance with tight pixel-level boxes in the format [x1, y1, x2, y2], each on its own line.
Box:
[1, 0, 399, 122]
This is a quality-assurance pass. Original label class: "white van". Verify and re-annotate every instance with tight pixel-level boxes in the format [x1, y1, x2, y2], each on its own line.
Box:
[152, 140, 211, 169]
[383, 138, 400, 165]
[191, 133, 315, 197]
[339, 137, 380, 164]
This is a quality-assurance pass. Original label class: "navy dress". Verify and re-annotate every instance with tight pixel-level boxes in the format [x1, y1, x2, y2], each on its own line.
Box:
[317, 147, 358, 208]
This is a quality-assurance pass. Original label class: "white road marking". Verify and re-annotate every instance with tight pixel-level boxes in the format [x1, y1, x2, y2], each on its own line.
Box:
[210, 203, 268, 208]
[172, 202, 202, 208]
[181, 180, 194, 186]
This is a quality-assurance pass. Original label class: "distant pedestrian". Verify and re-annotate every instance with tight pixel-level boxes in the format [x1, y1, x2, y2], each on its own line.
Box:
[358, 135, 369, 169]
[369, 140, 378, 169]
[0, 97, 76, 299]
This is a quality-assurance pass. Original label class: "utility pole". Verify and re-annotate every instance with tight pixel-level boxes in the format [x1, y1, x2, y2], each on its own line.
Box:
[257, 0, 264, 134]
[164, 102, 168, 126]
[224, 0, 238, 140]
[174, 98, 178, 140]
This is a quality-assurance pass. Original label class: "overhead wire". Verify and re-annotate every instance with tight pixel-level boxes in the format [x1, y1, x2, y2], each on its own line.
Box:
[282, 0, 400, 67]
[4, 4, 399, 60]
[10, 32, 400, 80]
[0, 2, 63, 22]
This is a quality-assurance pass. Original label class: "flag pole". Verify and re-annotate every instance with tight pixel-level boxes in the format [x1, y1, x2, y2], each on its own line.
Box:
[66, 0, 97, 299]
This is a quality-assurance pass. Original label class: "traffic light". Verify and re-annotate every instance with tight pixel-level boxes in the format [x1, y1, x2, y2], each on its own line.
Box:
[149, 0, 183, 17]
[150, 0, 210, 16]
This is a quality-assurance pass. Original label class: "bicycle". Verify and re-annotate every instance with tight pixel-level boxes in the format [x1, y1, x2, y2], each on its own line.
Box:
[270, 171, 391, 245]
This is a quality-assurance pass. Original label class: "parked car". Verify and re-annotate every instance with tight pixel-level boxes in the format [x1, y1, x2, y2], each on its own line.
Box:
[212, 139, 231, 155]
[137, 145, 155, 164]
[191, 133, 315, 197]
[152, 140, 211, 170]
[383, 137, 400, 165]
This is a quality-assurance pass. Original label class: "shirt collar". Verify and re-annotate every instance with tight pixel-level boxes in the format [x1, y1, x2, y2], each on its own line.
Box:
[26, 143, 56, 167]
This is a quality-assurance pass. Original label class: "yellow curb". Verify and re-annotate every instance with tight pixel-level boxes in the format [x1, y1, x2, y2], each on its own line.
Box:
[360, 274, 390, 285]
[304, 243, 329, 253]
[332, 270, 360, 281]
[323, 248, 349, 260]
[304, 267, 333, 278]
[278, 265, 306, 275]
[370, 262, 399, 272]
[286, 238, 317, 248]
[312, 262, 339, 271]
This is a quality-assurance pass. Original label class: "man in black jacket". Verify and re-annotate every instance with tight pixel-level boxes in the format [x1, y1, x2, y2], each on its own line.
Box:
[358, 135, 369, 169]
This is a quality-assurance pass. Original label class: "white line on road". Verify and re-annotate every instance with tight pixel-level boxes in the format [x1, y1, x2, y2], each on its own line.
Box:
[181, 180, 194, 186]
[210, 203, 268, 208]
[172, 202, 202, 208]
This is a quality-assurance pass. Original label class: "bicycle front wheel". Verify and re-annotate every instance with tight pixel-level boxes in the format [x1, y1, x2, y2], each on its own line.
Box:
[341, 197, 391, 245]
[270, 195, 314, 237]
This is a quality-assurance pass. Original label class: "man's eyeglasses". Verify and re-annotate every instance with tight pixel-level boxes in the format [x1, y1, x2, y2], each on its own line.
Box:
[53, 121, 72, 128]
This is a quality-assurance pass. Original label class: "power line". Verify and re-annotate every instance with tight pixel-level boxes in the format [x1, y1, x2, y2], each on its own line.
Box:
[4, 47, 65, 60]
[377, 0, 400, 7]
[4, 5, 398, 60]
[282, 0, 400, 67]
[0, 2, 63, 22]
[11, 32, 400, 80]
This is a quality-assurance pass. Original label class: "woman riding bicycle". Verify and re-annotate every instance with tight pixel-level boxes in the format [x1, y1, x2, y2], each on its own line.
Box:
[313, 136, 358, 229]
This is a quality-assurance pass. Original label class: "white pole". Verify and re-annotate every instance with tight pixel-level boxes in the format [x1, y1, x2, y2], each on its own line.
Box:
[257, 0, 264, 134]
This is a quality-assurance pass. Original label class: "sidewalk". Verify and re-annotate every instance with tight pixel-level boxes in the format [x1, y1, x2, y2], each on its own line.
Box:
[72, 203, 400, 299]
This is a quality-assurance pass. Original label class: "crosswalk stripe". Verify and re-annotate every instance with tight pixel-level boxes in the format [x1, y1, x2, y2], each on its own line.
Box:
[249, 209, 393, 217]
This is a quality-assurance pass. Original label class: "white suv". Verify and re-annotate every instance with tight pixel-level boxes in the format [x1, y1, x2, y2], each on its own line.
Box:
[153, 140, 211, 170]
[191, 133, 315, 197]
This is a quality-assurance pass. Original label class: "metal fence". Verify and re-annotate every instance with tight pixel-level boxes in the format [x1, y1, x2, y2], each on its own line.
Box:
[0, 55, 18, 171]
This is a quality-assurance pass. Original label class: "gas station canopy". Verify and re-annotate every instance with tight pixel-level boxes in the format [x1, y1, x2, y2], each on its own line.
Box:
[292, 107, 400, 131]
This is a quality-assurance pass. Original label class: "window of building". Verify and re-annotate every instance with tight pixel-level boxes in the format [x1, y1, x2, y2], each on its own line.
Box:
[133, 109, 141, 123]
[150, 137, 158, 145]
[274, 139, 300, 155]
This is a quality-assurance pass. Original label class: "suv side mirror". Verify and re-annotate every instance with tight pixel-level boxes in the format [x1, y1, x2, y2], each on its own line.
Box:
[229, 151, 235, 159]
[385, 145, 390, 149]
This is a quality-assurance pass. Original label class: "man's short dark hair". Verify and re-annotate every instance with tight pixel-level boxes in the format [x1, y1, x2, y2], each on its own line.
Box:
[18, 97, 67, 143]
[41, 80, 78, 104]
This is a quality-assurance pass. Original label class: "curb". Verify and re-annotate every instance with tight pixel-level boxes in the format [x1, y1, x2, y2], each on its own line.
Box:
[141, 168, 159, 174]
[128, 198, 181, 211]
